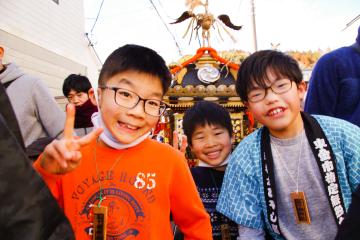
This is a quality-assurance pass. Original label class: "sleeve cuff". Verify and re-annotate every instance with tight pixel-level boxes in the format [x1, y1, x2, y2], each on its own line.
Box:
[33, 155, 63, 181]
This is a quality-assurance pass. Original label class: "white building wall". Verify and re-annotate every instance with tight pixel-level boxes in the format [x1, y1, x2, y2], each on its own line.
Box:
[0, 0, 101, 98]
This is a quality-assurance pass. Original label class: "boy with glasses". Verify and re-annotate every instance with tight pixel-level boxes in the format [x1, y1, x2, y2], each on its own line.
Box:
[216, 50, 360, 239]
[34, 44, 212, 239]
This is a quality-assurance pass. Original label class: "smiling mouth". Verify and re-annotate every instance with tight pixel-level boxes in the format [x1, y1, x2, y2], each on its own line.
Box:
[205, 150, 221, 159]
[118, 121, 139, 130]
[267, 107, 285, 116]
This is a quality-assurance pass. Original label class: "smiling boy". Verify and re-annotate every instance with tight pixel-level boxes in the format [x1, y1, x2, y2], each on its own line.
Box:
[34, 44, 212, 239]
[216, 50, 360, 239]
[182, 101, 239, 239]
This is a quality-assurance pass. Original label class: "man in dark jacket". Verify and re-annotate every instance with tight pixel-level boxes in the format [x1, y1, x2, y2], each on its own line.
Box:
[304, 26, 360, 127]
[0, 83, 74, 239]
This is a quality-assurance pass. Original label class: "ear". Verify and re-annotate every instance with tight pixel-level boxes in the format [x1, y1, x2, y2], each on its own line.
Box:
[88, 88, 97, 106]
[304, 81, 309, 91]
[186, 145, 196, 160]
[96, 87, 103, 108]
[189, 143, 194, 153]
[297, 81, 307, 101]
[244, 101, 252, 113]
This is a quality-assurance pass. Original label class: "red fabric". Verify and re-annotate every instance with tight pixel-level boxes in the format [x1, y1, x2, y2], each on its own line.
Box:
[74, 99, 97, 128]
[246, 111, 255, 128]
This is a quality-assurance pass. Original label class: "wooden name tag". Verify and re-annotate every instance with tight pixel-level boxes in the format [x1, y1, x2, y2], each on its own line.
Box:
[291, 191, 311, 224]
[93, 206, 108, 240]
[221, 223, 231, 240]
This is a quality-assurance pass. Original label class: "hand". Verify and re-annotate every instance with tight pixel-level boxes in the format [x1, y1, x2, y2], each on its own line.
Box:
[172, 131, 188, 153]
[40, 104, 103, 174]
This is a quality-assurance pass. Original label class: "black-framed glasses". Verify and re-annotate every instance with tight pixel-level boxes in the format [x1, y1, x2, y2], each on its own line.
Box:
[99, 85, 167, 116]
[247, 79, 293, 103]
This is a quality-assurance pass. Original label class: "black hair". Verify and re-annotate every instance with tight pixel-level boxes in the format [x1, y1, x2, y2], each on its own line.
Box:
[182, 101, 233, 146]
[98, 44, 172, 94]
[236, 50, 303, 102]
[62, 74, 92, 97]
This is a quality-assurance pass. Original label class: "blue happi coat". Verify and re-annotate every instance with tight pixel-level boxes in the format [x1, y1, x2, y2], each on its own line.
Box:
[216, 115, 360, 239]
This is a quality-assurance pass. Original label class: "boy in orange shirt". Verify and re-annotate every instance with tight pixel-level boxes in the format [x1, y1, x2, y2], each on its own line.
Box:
[34, 44, 212, 239]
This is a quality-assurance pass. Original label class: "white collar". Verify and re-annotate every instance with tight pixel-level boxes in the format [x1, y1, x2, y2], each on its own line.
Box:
[197, 154, 231, 168]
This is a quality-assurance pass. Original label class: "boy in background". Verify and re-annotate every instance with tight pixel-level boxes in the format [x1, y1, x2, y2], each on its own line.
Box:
[34, 44, 212, 239]
[62, 74, 97, 136]
[217, 50, 360, 239]
[176, 101, 239, 239]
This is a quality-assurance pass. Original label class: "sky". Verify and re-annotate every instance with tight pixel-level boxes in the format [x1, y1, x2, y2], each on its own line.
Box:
[84, 0, 360, 64]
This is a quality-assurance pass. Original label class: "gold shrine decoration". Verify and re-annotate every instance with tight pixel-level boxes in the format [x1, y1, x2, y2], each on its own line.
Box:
[170, 47, 239, 75]
[176, 68, 188, 84]
[166, 84, 238, 97]
[171, 0, 242, 47]
[229, 68, 238, 81]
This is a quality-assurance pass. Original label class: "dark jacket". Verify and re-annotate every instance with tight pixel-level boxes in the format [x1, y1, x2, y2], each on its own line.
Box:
[336, 185, 360, 240]
[0, 83, 74, 239]
[304, 26, 360, 127]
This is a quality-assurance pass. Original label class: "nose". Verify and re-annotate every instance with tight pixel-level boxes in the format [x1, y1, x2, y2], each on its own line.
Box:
[127, 99, 146, 118]
[204, 135, 217, 148]
[69, 96, 79, 104]
[263, 87, 278, 103]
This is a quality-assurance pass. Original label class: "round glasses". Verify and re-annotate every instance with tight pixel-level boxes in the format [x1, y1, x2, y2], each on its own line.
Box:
[100, 86, 167, 116]
[247, 79, 293, 103]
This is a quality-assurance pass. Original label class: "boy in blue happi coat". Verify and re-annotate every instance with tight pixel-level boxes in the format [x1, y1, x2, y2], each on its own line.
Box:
[216, 50, 360, 240]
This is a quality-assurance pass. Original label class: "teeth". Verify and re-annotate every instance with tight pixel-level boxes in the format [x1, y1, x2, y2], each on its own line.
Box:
[269, 108, 283, 116]
[119, 122, 138, 130]
[126, 124, 137, 130]
[206, 151, 220, 158]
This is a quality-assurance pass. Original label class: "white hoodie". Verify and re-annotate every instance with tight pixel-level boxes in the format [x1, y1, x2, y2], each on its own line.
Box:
[0, 63, 65, 147]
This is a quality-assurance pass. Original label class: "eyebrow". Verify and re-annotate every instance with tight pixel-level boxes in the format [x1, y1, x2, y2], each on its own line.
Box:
[192, 132, 204, 138]
[250, 77, 286, 90]
[116, 77, 163, 99]
[249, 85, 262, 91]
[193, 125, 223, 134]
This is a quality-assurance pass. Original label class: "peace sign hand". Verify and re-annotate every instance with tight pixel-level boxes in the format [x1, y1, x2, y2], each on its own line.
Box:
[172, 130, 188, 153]
[40, 104, 103, 174]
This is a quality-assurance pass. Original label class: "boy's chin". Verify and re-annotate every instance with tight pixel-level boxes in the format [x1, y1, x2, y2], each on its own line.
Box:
[115, 137, 137, 144]
[113, 132, 149, 144]
[200, 159, 226, 166]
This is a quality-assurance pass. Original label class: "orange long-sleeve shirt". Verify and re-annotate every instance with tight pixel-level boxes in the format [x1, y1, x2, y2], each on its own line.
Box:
[34, 138, 212, 239]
